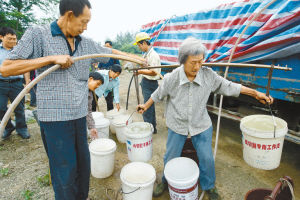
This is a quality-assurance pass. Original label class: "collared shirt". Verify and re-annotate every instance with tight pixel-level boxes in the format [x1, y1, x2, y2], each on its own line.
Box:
[142, 47, 161, 80]
[151, 65, 241, 136]
[95, 70, 120, 103]
[7, 21, 112, 122]
[0, 45, 23, 80]
[98, 58, 120, 70]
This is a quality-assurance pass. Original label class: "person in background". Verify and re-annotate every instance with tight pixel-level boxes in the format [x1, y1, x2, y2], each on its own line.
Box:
[95, 64, 122, 111]
[29, 70, 37, 107]
[0, 0, 145, 199]
[87, 72, 104, 139]
[0, 27, 30, 139]
[137, 37, 274, 200]
[93, 40, 120, 111]
[134, 32, 161, 134]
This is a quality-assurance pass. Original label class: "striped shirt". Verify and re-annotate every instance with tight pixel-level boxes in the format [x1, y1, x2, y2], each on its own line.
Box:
[7, 21, 112, 121]
[151, 65, 241, 136]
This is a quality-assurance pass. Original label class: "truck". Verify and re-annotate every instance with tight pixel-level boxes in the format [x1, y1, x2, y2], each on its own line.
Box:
[140, 0, 300, 144]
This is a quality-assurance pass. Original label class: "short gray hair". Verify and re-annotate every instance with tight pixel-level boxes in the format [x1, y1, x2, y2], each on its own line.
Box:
[178, 37, 207, 65]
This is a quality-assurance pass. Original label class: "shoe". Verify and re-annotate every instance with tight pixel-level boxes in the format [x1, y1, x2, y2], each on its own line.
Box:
[2, 127, 15, 139]
[206, 187, 222, 200]
[17, 129, 30, 139]
[153, 182, 168, 197]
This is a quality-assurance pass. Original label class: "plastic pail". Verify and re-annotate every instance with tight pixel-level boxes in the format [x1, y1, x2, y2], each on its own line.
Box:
[120, 162, 156, 200]
[164, 157, 199, 200]
[92, 112, 104, 120]
[112, 115, 132, 143]
[106, 109, 125, 134]
[94, 117, 110, 138]
[125, 122, 153, 162]
[89, 138, 117, 178]
[240, 115, 288, 170]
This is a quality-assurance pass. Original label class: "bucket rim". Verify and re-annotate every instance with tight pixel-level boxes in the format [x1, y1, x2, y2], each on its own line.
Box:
[120, 162, 156, 188]
[89, 138, 117, 155]
[94, 118, 110, 128]
[240, 114, 288, 139]
[164, 157, 200, 186]
[125, 122, 153, 139]
[105, 108, 125, 118]
[112, 115, 132, 126]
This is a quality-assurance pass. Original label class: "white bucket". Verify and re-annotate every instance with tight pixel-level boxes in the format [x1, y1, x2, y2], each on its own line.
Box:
[106, 109, 125, 134]
[125, 122, 153, 162]
[120, 162, 156, 200]
[94, 117, 110, 138]
[89, 138, 117, 178]
[164, 157, 199, 200]
[92, 112, 104, 120]
[240, 114, 288, 170]
[112, 115, 133, 143]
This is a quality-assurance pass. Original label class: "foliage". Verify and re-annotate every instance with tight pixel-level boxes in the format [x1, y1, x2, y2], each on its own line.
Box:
[109, 32, 141, 55]
[37, 173, 50, 187]
[0, 0, 59, 38]
[0, 167, 9, 176]
[22, 190, 34, 200]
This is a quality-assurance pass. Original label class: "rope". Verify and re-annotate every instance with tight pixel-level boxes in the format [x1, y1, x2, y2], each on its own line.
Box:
[279, 178, 295, 200]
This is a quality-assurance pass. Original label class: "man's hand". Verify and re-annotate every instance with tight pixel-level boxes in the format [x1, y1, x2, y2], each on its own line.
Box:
[116, 103, 120, 111]
[256, 91, 274, 105]
[90, 128, 98, 140]
[137, 104, 147, 114]
[51, 55, 74, 69]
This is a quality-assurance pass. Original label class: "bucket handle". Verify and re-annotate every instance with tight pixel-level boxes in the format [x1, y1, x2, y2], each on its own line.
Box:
[264, 176, 295, 200]
[120, 187, 141, 195]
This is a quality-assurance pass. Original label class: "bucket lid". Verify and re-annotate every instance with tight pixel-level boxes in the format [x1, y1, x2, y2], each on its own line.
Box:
[125, 122, 153, 139]
[111, 115, 132, 126]
[92, 112, 104, 120]
[94, 117, 110, 127]
[120, 162, 156, 188]
[106, 108, 125, 118]
[89, 138, 116, 155]
[164, 157, 199, 185]
[240, 115, 288, 138]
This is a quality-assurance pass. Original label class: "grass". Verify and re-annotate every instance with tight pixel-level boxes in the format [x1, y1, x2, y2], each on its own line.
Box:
[37, 173, 50, 187]
[0, 167, 9, 176]
[22, 190, 34, 200]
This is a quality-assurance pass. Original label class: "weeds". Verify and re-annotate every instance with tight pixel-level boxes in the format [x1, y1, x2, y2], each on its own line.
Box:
[0, 167, 9, 176]
[22, 190, 34, 200]
[37, 173, 50, 187]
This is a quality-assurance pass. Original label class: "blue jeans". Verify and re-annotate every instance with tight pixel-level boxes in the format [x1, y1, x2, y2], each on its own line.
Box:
[162, 127, 216, 190]
[30, 84, 37, 106]
[140, 78, 158, 132]
[40, 117, 90, 200]
[0, 80, 27, 133]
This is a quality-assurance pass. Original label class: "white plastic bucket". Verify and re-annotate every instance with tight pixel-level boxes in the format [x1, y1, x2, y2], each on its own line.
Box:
[106, 109, 125, 134]
[94, 117, 110, 138]
[89, 138, 117, 178]
[125, 122, 153, 162]
[120, 162, 156, 200]
[112, 115, 133, 143]
[92, 112, 104, 120]
[164, 157, 200, 200]
[240, 114, 288, 170]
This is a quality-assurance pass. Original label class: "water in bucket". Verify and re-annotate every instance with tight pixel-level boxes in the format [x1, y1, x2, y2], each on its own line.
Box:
[106, 108, 125, 134]
[120, 162, 156, 200]
[240, 115, 288, 170]
[164, 157, 200, 200]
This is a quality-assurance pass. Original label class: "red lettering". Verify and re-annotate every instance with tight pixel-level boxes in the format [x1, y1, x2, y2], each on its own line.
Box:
[267, 145, 271, 150]
[272, 144, 277, 150]
[277, 143, 280, 148]
[252, 143, 256, 149]
[257, 144, 261, 149]
[262, 145, 266, 150]
[245, 140, 248, 145]
[133, 144, 136, 148]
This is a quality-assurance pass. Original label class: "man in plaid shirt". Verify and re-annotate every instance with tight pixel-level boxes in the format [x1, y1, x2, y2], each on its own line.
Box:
[0, 0, 145, 199]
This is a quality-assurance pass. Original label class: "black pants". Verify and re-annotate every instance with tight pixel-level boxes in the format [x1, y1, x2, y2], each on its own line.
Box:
[92, 91, 114, 111]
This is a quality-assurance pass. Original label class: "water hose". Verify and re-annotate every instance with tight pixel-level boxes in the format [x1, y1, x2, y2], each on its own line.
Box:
[202, 0, 277, 199]
[0, 54, 144, 138]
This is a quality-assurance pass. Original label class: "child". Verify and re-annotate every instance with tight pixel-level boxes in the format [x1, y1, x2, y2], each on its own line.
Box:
[87, 72, 104, 139]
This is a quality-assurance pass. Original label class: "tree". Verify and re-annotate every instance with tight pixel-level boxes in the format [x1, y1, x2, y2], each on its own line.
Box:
[111, 32, 141, 54]
[0, 0, 59, 38]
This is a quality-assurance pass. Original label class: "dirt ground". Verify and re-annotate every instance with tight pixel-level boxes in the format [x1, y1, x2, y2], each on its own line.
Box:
[0, 70, 299, 200]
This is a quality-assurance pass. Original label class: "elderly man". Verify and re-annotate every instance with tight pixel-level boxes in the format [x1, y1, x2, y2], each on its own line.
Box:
[137, 37, 273, 200]
[0, 0, 145, 199]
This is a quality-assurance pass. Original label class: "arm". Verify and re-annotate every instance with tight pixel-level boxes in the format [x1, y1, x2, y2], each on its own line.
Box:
[87, 91, 98, 139]
[113, 80, 120, 111]
[136, 69, 157, 76]
[240, 86, 273, 104]
[112, 49, 146, 63]
[137, 98, 154, 114]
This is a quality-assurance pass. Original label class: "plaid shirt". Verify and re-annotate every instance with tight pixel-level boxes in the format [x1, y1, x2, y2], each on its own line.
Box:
[7, 21, 112, 122]
[151, 65, 241, 136]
